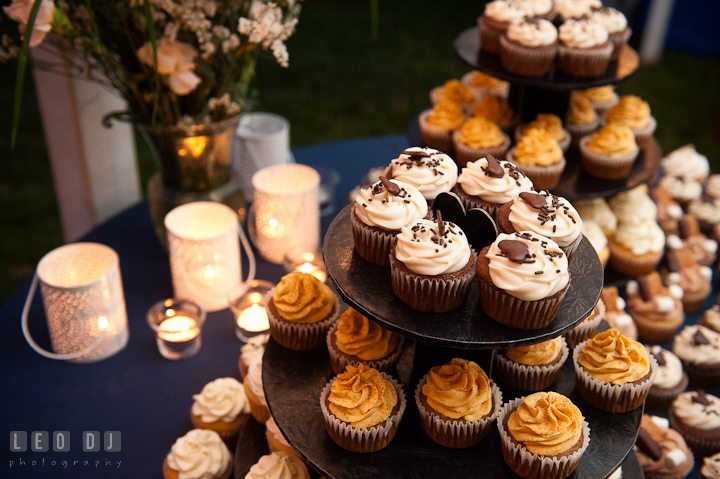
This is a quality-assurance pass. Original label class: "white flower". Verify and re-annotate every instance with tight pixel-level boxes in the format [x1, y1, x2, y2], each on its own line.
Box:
[270, 39, 288, 67]
[3, 0, 56, 48]
[237, 2, 299, 66]
[136, 38, 201, 96]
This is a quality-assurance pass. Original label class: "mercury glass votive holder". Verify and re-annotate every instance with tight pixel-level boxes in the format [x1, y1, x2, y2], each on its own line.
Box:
[147, 299, 206, 360]
[228, 280, 275, 342]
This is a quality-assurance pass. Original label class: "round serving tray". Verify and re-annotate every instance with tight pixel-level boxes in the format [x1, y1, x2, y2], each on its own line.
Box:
[262, 335, 643, 479]
[454, 27, 639, 90]
[323, 205, 603, 350]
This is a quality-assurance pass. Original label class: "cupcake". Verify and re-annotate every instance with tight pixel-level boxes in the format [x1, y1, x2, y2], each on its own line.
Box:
[430, 79, 477, 109]
[645, 346, 689, 411]
[662, 144, 710, 184]
[497, 191, 584, 261]
[351, 176, 428, 266]
[700, 305, 720, 334]
[326, 307, 403, 375]
[573, 328, 657, 413]
[565, 91, 600, 146]
[575, 197, 617, 237]
[478, 231, 570, 329]
[415, 358, 502, 448]
[499, 17, 558, 77]
[243, 359, 271, 423]
[580, 85, 620, 114]
[471, 94, 516, 133]
[553, 0, 602, 20]
[557, 17, 612, 77]
[506, 127, 566, 190]
[608, 219, 665, 276]
[688, 196, 720, 236]
[625, 272, 684, 342]
[579, 123, 639, 180]
[479, 0, 529, 54]
[163, 429, 232, 479]
[265, 418, 298, 457]
[320, 364, 406, 453]
[452, 117, 511, 167]
[461, 71, 510, 99]
[498, 391, 590, 479]
[666, 215, 718, 267]
[518, 0, 553, 18]
[191, 377, 250, 447]
[649, 186, 684, 236]
[387, 147, 459, 203]
[707, 174, 720, 200]
[590, 7, 632, 60]
[660, 176, 703, 209]
[604, 95, 658, 142]
[245, 452, 309, 479]
[608, 186, 657, 225]
[390, 214, 475, 313]
[635, 414, 694, 479]
[515, 113, 571, 153]
[672, 325, 720, 389]
[661, 250, 712, 313]
[602, 286, 638, 339]
[563, 299, 604, 349]
[454, 154, 535, 219]
[702, 452, 720, 479]
[419, 101, 465, 152]
[266, 272, 340, 351]
[582, 220, 609, 267]
[494, 336, 569, 390]
[239, 333, 269, 380]
[669, 390, 720, 459]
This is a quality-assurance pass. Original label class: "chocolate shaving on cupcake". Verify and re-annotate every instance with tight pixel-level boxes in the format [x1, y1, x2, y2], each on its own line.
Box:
[695, 330, 711, 346]
[380, 176, 401, 196]
[483, 154, 505, 178]
[498, 239, 531, 263]
[519, 192, 548, 210]
[401, 149, 431, 158]
[692, 390, 711, 406]
[637, 427, 663, 461]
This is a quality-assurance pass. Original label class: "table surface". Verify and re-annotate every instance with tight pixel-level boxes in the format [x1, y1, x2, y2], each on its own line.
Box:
[0, 134, 715, 479]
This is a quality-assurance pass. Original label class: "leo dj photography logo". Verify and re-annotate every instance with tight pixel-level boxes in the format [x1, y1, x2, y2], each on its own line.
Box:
[9, 431, 122, 471]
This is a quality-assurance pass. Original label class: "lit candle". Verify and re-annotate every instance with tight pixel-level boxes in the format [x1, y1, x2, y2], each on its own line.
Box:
[296, 261, 327, 283]
[157, 315, 200, 342]
[236, 292, 269, 332]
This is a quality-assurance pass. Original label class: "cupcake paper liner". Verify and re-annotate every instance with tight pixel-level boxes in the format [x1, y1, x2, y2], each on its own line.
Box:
[679, 360, 720, 390]
[630, 312, 684, 343]
[573, 339, 658, 413]
[414, 376, 503, 448]
[419, 110, 456, 153]
[645, 372, 689, 411]
[557, 42, 613, 77]
[566, 119, 600, 147]
[453, 184, 505, 221]
[608, 240, 663, 276]
[563, 304, 604, 350]
[243, 379, 271, 424]
[479, 16, 504, 54]
[350, 206, 397, 266]
[320, 372, 407, 453]
[493, 338, 569, 391]
[506, 148, 566, 191]
[499, 35, 557, 77]
[561, 234, 582, 264]
[579, 135, 639, 180]
[514, 124, 571, 153]
[497, 397, 591, 479]
[326, 320, 405, 376]
[265, 290, 341, 351]
[668, 412, 720, 460]
[452, 130, 511, 168]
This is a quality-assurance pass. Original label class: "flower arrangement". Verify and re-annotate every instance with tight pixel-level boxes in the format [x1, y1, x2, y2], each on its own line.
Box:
[2, 0, 301, 142]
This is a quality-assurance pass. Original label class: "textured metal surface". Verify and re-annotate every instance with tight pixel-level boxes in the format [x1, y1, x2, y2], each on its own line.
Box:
[263, 335, 643, 479]
[323, 205, 603, 349]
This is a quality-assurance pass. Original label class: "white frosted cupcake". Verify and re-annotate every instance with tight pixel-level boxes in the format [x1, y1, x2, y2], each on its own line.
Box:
[479, 0, 528, 54]
[557, 17, 612, 77]
[582, 220, 609, 266]
[590, 7, 631, 60]
[662, 144, 710, 183]
[608, 186, 657, 224]
[239, 333, 269, 379]
[553, 0, 602, 20]
[164, 429, 232, 479]
[245, 452, 309, 479]
[265, 418, 298, 457]
[672, 325, 720, 389]
[191, 377, 250, 446]
[660, 176, 703, 208]
[386, 147, 459, 202]
[243, 359, 270, 424]
[645, 345, 688, 411]
[575, 197, 617, 237]
[608, 219, 665, 276]
[500, 17, 558, 77]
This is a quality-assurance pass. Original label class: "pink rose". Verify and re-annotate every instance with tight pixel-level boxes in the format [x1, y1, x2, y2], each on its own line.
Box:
[3, 0, 56, 48]
[136, 38, 201, 96]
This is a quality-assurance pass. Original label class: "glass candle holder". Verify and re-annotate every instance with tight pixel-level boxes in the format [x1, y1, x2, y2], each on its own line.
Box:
[228, 280, 275, 342]
[147, 299, 206, 360]
[283, 246, 327, 283]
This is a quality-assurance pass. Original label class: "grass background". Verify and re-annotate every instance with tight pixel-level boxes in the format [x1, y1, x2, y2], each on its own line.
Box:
[1, 0, 719, 303]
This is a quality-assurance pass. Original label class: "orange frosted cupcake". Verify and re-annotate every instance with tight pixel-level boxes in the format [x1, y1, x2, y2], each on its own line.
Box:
[566, 92, 600, 145]
[604, 95, 657, 141]
[625, 272, 684, 342]
[191, 377, 250, 447]
[452, 117, 511, 167]
[494, 336, 569, 390]
[478, 0, 528, 54]
[415, 358, 502, 448]
[163, 429, 232, 479]
[461, 70, 509, 98]
[516, 114, 571, 152]
[419, 100, 465, 152]
[498, 391, 590, 479]
[580, 85, 619, 113]
[430, 79, 477, 109]
[507, 127, 566, 190]
[471, 94, 515, 132]
[580, 123, 639, 179]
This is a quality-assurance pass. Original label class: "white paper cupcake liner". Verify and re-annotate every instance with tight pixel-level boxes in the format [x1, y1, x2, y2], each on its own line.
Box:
[414, 375, 502, 448]
[573, 339, 658, 412]
[497, 397, 591, 479]
[265, 289, 341, 351]
[350, 206, 396, 266]
[566, 118, 600, 146]
[320, 372, 407, 453]
[494, 337, 569, 391]
[326, 320, 405, 376]
[578, 135, 639, 180]
[563, 303, 604, 350]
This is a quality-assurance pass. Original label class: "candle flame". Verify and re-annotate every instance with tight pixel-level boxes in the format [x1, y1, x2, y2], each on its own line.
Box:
[166, 309, 176, 317]
[268, 219, 278, 228]
[301, 262, 313, 274]
[183, 136, 208, 157]
[249, 292, 263, 303]
[98, 316, 108, 329]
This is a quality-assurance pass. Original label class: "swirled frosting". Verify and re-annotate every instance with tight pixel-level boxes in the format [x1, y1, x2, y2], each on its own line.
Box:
[672, 325, 720, 366]
[525, 114, 566, 143]
[245, 452, 309, 479]
[578, 328, 650, 385]
[575, 198, 617, 235]
[167, 429, 231, 479]
[591, 7, 628, 34]
[702, 453, 720, 478]
[567, 92, 598, 125]
[636, 415, 691, 475]
[327, 364, 398, 428]
[706, 175, 720, 199]
[586, 123, 637, 157]
[648, 345, 684, 389]
[672, 391, 720, 431]
[426, 100, 465, 130]
[265, 418, 291, 449]
[457, 117, 506, 148]
[272, 272, 334, 324]
[240, 334, 270, 371]
[688, 197, 720, 224]
[582, 220, 608, 254]
[483, 0, 528, 23]
[506, 18, 558, 47]
[465, 71, 509, 91]
[608, 187, 657, 224]
[354, 178, 428, 230]
[457, 157, 534, 203]
[395, 218, 471, 275]
[436, 79, 476, 106]
[487, 231, 569, 301]
[192, 377, 249, 423]
[246, 359, 266, 405]
[505, 337, 563, 366]
[659, 176, 703, 203]
[605, 95, 651, 130]
[612, 219, 665, 254]
[519, 0, 553, 16]
[626, 275, 682, 323]
[335, 307, 399, 361]
[422, 358, 493, 421]
[582, 85, 618, 104]
[702, 305, 720, 333]
[389, 147, 459, 201]
[559, 18, 609, 48]
[508, 191, 583, 247]
[507, 391, 584, 456]
[553, 0, 602, 19]
[472, 95, 514, 127]
[513, 127, 563, 166]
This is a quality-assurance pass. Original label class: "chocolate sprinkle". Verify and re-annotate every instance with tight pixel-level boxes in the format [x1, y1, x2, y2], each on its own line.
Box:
[692, 390, 711, 406]
[484, 154, 505, 178]
[636, 428, 663, 461]
[694, 329, 710, 346]
[498, 240, 531, 263]
[519, 192, 548, 210]
[637, 276, 652, 303]
[380, 176, 400, 196]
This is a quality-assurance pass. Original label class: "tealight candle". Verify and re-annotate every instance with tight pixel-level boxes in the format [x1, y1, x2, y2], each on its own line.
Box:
[147, 299, 206, 360]
[284, 247, 327, 283]
[228, 280, 275, 342]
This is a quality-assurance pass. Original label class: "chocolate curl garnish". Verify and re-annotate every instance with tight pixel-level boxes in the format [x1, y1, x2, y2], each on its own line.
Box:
[694, 329, 710, 346]
[666, 253, 681, 273]
[379, 176, 400, 196]
[653, 350, 666, 367]
[436, 210, 445, 238]
[484, 154, 505, 178]
[692, 390, 711, 406]
[401, 149, 430, 158]
[498, 239, 531, 263]
[519, 192, 548, 210]
[678, 218, 690, 240]
[637, 276, 652, 302]
[636, 428, 663, 461]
